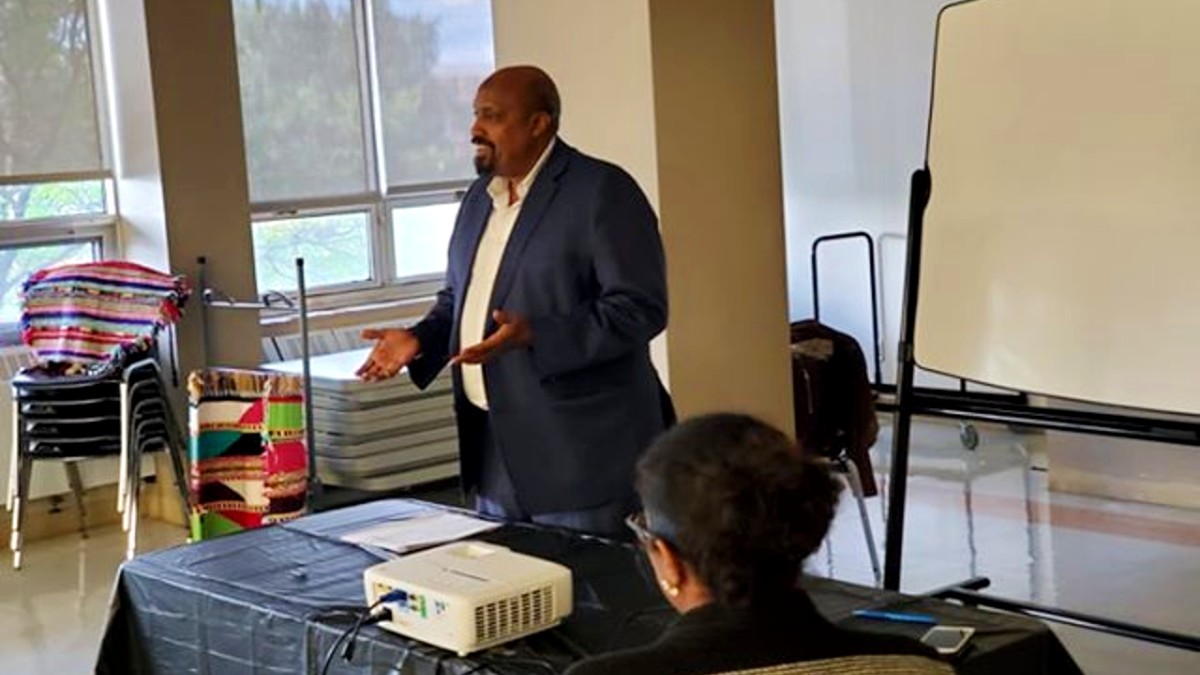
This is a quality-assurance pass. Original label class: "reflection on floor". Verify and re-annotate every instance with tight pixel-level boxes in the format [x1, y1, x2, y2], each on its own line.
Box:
[811, 421, 1200, 675]
[1, 420, 1197, 674]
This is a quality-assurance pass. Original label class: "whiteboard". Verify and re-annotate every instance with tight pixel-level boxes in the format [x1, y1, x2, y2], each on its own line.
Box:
[915, 0, 1200, 414]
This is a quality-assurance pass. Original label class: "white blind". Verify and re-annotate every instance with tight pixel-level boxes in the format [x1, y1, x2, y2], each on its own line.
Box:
[233, 0, 372, 204]
[371, 0, 494, 188]
[0, 0, 106, 180]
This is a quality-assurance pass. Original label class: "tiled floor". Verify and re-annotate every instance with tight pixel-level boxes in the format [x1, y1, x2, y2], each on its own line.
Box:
[812, 421, 1200, 675]
[1, 420, 1197, 674]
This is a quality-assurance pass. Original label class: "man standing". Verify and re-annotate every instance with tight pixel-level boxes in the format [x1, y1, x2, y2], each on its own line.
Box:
[357, 66, 669, 537]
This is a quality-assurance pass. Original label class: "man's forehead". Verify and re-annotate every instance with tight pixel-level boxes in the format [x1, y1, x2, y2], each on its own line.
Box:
[475, 81, 528, 110]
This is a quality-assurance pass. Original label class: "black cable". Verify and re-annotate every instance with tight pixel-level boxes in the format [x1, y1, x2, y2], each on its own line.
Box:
[319, 609, 394, 675]
[319, 614, 363, 675]
[317, 589, 404, 675]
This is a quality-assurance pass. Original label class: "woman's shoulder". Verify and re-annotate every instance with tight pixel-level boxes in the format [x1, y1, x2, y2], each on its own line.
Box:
[562, 646, 685, 675]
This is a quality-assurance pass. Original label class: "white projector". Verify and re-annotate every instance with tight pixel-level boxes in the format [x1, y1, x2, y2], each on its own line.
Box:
[363, 541, 573, 656]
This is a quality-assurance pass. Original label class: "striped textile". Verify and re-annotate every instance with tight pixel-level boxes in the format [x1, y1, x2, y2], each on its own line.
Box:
[188, 369, 308, 540]
[20, 261, 189, 372]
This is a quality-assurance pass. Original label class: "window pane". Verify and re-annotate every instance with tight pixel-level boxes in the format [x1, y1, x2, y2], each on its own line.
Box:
[392, 201, 456, 278]
[0, 0, 105, 178]
[0, 180, 106, 221]
[372, 0, 494, 187]
[0, 241, 98, 323]
[252, 212, 372, 293]
[233, 0, 370, 203]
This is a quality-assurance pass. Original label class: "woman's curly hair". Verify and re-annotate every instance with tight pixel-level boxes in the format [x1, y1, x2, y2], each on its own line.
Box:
[636, 413, 843, 608]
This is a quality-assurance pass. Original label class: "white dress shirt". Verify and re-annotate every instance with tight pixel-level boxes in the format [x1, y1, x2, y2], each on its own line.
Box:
[459, 139, 557, 409]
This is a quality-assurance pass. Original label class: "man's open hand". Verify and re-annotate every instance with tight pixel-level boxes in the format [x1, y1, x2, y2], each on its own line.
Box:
[356, 328, 420, 381]
[452, 310, 532, 365]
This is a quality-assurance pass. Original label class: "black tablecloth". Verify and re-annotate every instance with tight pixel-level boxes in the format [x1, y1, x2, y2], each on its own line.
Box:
[97, 500, 1082, 674]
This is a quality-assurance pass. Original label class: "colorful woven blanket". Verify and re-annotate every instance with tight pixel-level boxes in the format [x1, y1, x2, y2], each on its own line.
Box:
[20, 261, 190, 373]
[188, 369, 308, 540]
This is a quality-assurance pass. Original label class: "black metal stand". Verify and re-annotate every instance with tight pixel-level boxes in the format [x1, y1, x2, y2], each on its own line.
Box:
[931, 580, 1200, 652]
[884, 168, 930, 591]
[884, 168, 1200, 652]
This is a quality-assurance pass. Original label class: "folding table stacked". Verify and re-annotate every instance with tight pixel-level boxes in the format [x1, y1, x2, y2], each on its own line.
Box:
[264, 349, 459, 492]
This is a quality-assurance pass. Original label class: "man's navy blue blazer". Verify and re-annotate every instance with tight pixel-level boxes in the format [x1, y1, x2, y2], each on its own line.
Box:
[408, 139, 670, 514]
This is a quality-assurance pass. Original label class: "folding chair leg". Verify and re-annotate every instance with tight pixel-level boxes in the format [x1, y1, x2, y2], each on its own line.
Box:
[122, 442, 138, 533]
[166, 438, 191, 529]
[11, 455, 33, 570]
[840, 457, 883, 587]
[126, 443, 144, 561]
[7, 398, 18, 512]
[161, 403, 193, 528]
[64, 461, 88, 539]
[117, 379, 131, 514]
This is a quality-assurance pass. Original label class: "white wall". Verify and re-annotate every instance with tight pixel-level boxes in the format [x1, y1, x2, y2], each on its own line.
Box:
[775, 0, 954, 385]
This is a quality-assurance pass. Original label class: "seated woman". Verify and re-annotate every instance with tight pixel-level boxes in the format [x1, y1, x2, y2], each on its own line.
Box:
[566, 413, 952, 675]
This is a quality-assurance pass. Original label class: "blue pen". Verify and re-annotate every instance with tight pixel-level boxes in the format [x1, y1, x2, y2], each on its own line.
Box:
[851, 609, 938, 625]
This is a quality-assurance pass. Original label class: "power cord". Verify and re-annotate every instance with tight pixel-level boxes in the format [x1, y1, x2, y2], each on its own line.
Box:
[318, 589, 405, 675]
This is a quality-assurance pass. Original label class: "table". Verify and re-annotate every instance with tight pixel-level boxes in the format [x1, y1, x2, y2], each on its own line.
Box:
[97, 500, 1082, 674]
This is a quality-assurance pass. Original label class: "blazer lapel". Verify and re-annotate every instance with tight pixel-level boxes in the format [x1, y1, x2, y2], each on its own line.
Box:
[451, 189, 493, 349]
[486, 142, 571, 328]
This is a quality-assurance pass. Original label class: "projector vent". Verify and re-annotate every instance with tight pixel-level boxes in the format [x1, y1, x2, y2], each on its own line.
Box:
[474, 586, 554, 642]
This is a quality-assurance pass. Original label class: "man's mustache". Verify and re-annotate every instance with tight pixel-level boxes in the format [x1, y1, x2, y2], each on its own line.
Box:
[472, 136, 495, 150]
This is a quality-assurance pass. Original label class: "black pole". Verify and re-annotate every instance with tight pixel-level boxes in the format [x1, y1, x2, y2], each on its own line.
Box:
[296, 258, 320, 508]
[197, 257, 209, 368]
[884, 168, 931, 590]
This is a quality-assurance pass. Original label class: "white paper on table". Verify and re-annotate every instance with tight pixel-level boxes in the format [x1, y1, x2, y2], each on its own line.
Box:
[339, 511, 501, 554]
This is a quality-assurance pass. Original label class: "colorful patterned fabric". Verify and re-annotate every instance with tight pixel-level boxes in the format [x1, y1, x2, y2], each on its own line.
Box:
[20, 261, 190, 373]
[188, 369, 308, 540]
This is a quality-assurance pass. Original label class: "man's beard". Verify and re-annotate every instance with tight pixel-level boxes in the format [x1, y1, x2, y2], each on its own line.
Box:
[473, 138, 495, 176]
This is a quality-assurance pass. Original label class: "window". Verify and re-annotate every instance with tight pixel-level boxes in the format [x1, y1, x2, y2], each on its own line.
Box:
[233, 0, 493, 297]
[0, 0, 114, 331]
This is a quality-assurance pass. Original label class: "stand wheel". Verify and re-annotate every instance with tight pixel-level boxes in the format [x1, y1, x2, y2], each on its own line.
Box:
[959, 422, 980, 450]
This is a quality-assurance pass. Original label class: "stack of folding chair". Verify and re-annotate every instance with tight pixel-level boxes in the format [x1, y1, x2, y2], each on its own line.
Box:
[6, 261, 191, 569]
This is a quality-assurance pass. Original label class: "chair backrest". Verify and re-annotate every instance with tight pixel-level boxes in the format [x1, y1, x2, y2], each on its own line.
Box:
[20, 260, 190, 372]
[715, 655, 957, 675]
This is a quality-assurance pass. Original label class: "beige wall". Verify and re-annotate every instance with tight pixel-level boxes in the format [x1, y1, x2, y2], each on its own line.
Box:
[491, 0, 670, 384]
[492, 0, 793, 431]
[648, 0, 792, 431]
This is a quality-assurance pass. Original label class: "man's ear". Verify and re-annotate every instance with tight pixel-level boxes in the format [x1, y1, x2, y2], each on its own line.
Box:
[651, 538, 686, 587]
[531, 111, 552, 139]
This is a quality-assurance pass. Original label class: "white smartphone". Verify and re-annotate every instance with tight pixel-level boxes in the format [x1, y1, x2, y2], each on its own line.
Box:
[921, 625, 975, 655]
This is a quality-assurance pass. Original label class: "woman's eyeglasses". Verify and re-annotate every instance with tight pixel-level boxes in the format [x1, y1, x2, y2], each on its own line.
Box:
[625, 511, 657, 544]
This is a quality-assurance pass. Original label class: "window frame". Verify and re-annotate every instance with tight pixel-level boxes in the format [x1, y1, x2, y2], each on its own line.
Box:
[0, 0, 118, 343]
[240, 0, 487, 308]
[0, 213, 116, 342]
